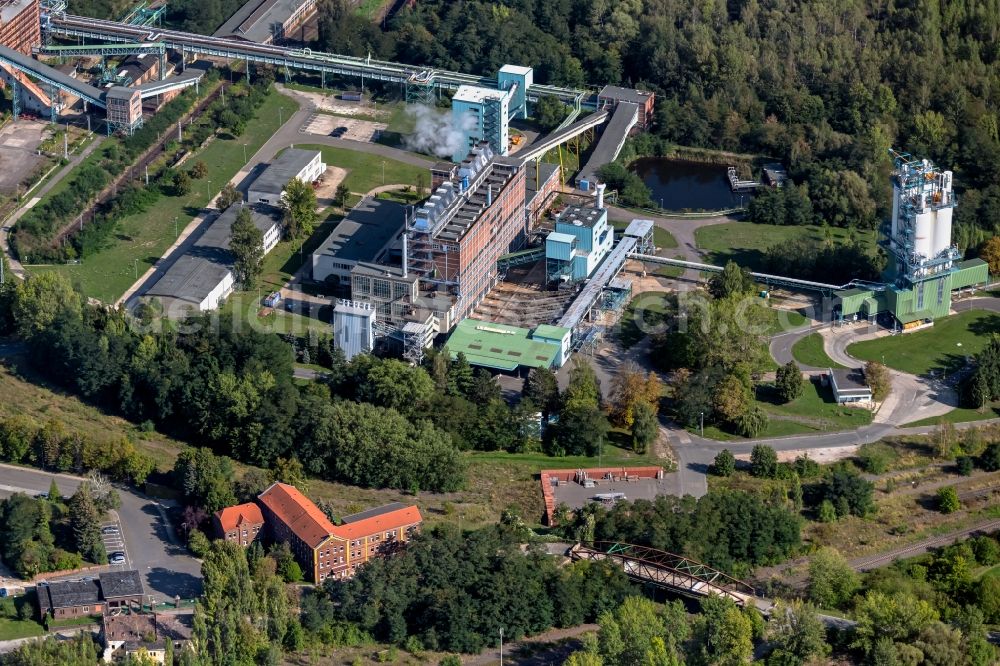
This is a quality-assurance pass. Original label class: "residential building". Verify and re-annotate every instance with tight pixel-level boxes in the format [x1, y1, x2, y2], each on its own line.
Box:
[101, 612, 192, 664]
[597, 85, 655, 130]
[328, 503, 422, 580]
[257, 482, 341, 583]
[213, 502, 265, 546]
[97, 571, 144, 614]
[248, 149, 326, 205]
[36, 571, 143, 621]
[311, 198, 405, 286]
[256, 483, 421, 583]
[36, 578, 102, 621]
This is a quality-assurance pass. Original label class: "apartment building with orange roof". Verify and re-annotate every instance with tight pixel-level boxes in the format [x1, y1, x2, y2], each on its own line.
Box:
[212, 502, 264, 546]
[255, 483, 421, 583]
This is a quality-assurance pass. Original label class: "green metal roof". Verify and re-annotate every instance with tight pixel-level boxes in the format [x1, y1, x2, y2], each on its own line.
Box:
[532, 324, 571, 341]
[896, 308, 935, 324]
[446, 319, 560, 371]
[834, 287, 872, 298]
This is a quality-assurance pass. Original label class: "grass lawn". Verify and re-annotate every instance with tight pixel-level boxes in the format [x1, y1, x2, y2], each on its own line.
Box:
[618, 291, 670, 348]
[354, 0, 391, 19]
[0, 616, 44, 641]
[903, 403, 1000, 427]
[699, 378, 873, 440]
[695, 222, 877, 272]
[847, 310, 1000, 376]
[32, 88, 300, 303]
[297, 144, 425, 196]
[792, 332, 844, 368]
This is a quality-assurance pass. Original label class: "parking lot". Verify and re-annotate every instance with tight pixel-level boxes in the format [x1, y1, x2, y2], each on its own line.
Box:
[300, 111, 387, 142]
[0, 464, 202, 602]
[100, 519, 130, 568]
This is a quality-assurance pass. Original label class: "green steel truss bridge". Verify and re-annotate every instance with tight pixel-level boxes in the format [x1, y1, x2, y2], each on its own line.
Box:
[44, 14, 596, 107]
[569, 542, 761, 608]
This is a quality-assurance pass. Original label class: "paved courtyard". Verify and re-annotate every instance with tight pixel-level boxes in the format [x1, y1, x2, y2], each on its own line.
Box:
[0, 120, 49, 194]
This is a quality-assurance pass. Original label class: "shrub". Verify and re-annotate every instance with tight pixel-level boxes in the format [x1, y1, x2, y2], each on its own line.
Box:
[956, 455, 974, 476]
[750, 445, 778, 478]
[712, 449, 736, 477]
[937, 487, 960, 514]
[857, 442, 897, 475]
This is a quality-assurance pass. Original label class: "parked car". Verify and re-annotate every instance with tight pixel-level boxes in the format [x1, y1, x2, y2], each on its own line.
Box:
[109, 552, 126, 565]
[330, 126, 347, 137]
[102, 525, 120, 535]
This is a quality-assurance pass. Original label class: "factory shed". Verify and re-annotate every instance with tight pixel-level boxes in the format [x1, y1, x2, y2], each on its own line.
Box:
[445, 318, 569, 373]
[312, 198, 405, 284]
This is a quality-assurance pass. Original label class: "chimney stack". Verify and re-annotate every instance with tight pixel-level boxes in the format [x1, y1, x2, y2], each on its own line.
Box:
[402, 233, 408, 278]
[487, 184, 493, 207]
[596, 183, 606, 210]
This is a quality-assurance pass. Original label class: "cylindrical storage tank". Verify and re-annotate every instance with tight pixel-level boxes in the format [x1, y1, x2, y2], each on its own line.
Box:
[933, 207, 953, 257]
[914, 211, 934, 258]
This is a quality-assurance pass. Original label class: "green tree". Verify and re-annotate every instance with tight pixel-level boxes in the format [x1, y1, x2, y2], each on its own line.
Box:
[979, 443, 1000, 471]
[523, 367, 560, 416]
[282, 177, 318, 239]
[765, 600, 830, 664]
[597, 596, 687, 666]
[12, 272, 82, 337]
[735, 405, 768, 438]
[692, 596, 753, 665]
[750, 445, 778, 478]
[774, 361, 803, 403]
[630, 401, 658, 454]
[190, 160, 209, 179]
[713, 374, 752, 425]
[852, 591, 938, 655]
[230, 206, 264, 289]
[817, 499, 838, 523]
[173, 169, 192, 196]
[68, 482, 106, 565]
[563, 358, 602, 409]
[937, 486, 960, 514]
[857, 442, 896, 474]
[807, 547, 859, 609]
[534, 95, 570, 132]
[708, 261, 755, 299]
[334, 183, 351, 207]
[712, 449, 736, 477]
[822, 466, 875, 517]
[217, 182, 241, 210]
[957, 455, 974, 476]
[865, 361, 891, 401]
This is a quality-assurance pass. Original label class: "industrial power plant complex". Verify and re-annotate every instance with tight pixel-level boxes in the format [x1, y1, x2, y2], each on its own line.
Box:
[0, 0, 990, 377]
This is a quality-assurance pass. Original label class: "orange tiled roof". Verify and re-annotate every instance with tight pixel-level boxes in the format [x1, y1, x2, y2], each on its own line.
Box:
[257, 483, 337, 549]
[332, 505, 422, 541]
[214, 502, 264, 533]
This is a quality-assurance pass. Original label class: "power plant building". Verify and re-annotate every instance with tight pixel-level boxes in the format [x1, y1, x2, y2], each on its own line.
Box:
[0, 0, 40, 56]
[406, 142, 528, 331]
[450, 65, 532, 161]
[545, 186, 614, 284]
[332, 299, 375, 361]
[836, 151, 989, 327]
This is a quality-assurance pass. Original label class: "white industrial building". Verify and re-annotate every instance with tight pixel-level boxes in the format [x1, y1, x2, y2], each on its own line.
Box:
[247, 148, 326, 205]
[311, 198, 406, 286]
[332, 299, 375, 360]
[144, 204, 284, 317]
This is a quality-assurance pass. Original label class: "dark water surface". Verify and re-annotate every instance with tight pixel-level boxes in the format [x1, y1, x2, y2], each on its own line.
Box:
[631, 157, 748, 211]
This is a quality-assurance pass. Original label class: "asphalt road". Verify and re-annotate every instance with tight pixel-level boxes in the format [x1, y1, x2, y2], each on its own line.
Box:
[0, 464, 202, 602]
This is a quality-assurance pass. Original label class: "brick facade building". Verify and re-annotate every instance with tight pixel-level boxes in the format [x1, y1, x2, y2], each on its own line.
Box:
[213, 502, 265, 546]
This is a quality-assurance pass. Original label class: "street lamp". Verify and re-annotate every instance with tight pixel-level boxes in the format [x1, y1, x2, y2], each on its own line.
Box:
[242, 144, 247, 164]
[133, 259, 138, 280]
[173, 216, 178, 238]
[381, 160, 385, 186]
[207, 180, 212, 202]
[499, 627, 504, 666]
[699, 412, 704, 438]
[278, 107, 284, 125]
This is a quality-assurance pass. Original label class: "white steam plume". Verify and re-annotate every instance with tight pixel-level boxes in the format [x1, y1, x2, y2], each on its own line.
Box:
[404, 105, 476, 159]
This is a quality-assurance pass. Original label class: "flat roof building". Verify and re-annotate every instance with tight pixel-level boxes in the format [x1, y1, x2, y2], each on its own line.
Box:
[827, 368, 873, 405]
[312, 198, 405, 286]
[214, 0, 317, 43]
[332, 299, 375, 360]
[0, 0, 40, 56]
[146, 204, 283, 317]
[444, 318, 571, 372]
[248, 149, 326, 205]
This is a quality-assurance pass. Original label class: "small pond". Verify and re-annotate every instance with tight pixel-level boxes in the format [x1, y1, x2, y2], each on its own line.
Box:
[630, 157, 750, 212]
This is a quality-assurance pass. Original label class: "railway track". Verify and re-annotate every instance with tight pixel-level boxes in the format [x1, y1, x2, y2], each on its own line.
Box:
[850, 518, 1000, 572]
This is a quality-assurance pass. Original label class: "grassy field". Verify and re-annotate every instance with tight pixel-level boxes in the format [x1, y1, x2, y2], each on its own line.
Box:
[700, 378, 873, 440]
[0, 616, 44, 641]
[903, 404, 1000, 427]
[0, 359, 185, 473]
[618, 291, 671, 348]
[297, 144, 426, 197]
[31, 89, 300, 303]
[611, 220, 677, 251]
[695, 222, 877, 271]
[847, 310, 1000, 376]
[792, 332, 843, 368]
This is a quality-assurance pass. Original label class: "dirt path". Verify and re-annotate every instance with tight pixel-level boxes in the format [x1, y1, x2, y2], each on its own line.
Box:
[462, 624, 597, 665]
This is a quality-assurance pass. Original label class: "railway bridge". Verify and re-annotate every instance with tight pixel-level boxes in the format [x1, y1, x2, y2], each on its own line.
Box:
[569, 542, 770, 611]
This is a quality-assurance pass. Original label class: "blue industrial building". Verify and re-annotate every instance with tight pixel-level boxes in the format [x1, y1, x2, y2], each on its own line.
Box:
[545, 191, 614, 284]
[450, 64, 533, 161]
